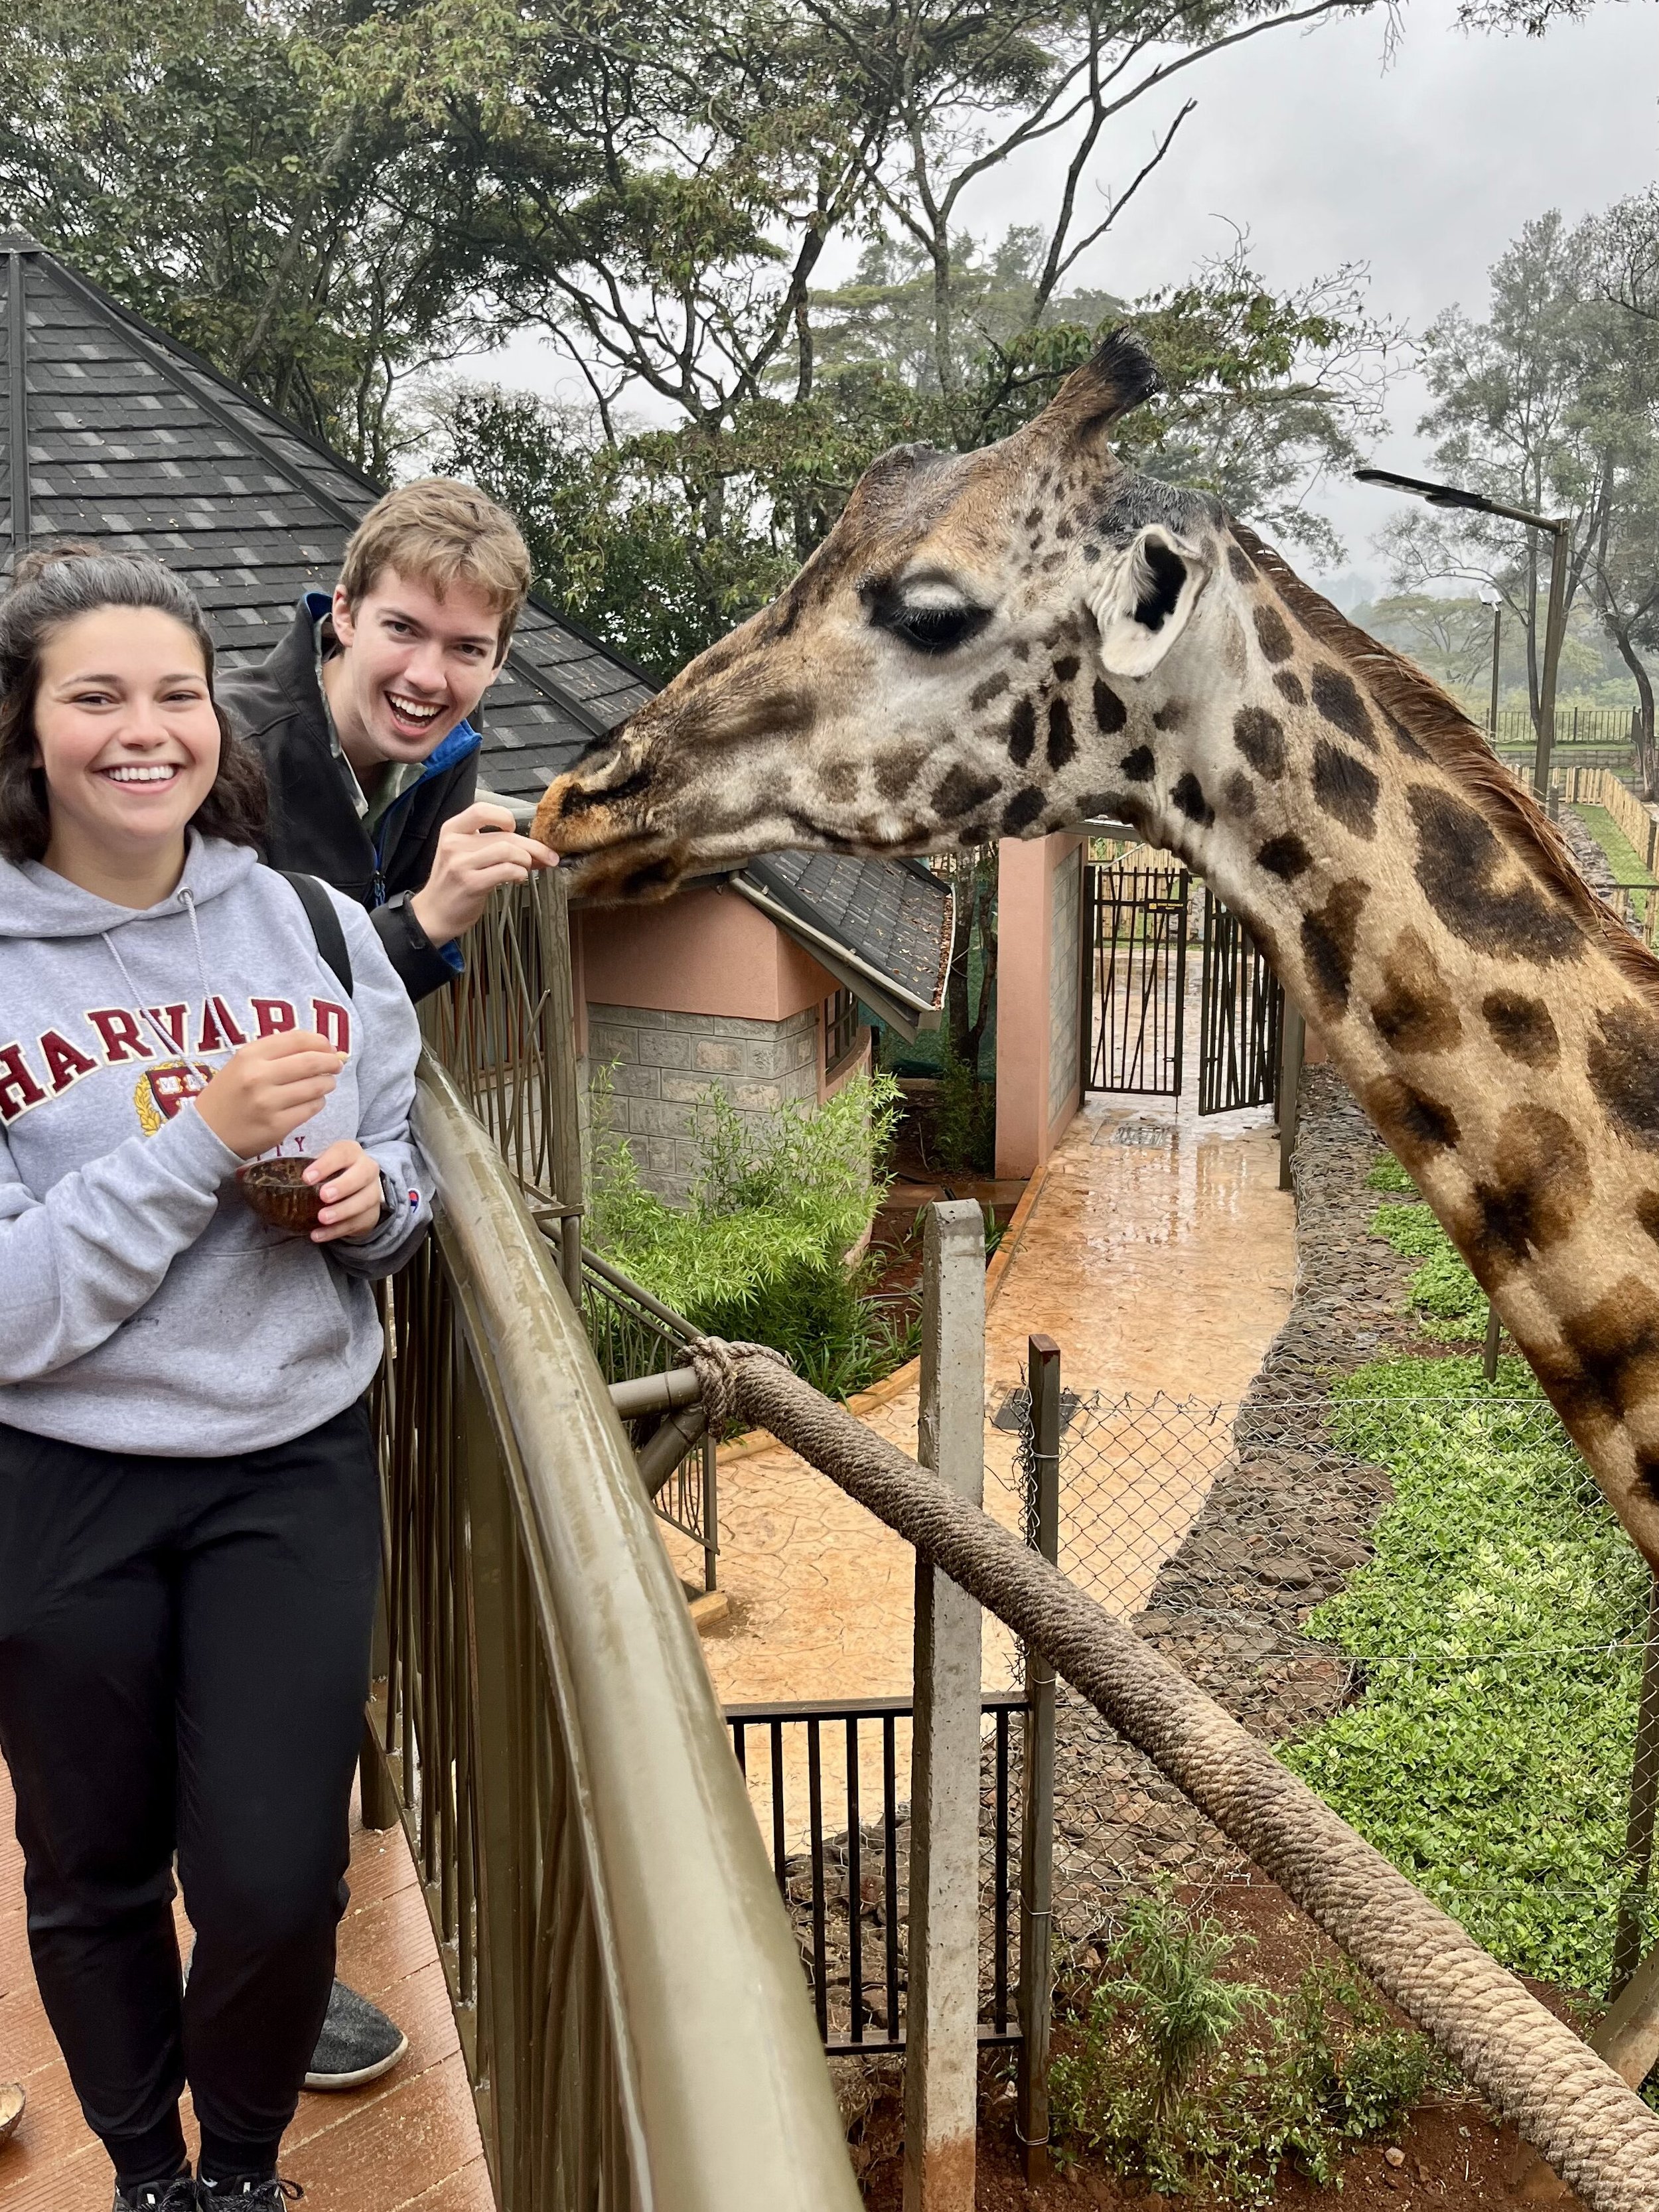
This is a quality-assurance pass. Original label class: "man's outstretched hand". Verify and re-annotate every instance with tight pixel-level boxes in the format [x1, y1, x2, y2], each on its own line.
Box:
[408, 803, 557, 946]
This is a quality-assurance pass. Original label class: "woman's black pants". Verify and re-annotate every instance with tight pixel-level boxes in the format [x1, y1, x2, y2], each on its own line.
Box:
[0, 1402, 381, 2181]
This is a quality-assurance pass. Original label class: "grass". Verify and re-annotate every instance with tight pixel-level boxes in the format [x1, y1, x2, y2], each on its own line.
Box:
[1368, 1201, 1488, 1333]
[1282, 1153, 1654, 1993]
[1281, 1357, 1651, 1994]
[1575, 802, 1654, 920]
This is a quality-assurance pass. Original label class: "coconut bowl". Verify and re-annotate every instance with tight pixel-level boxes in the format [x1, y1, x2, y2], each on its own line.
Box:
[238, 1157, 325, 1233]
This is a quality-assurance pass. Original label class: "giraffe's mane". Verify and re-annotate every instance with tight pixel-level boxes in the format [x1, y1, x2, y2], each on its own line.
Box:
[1230, 520, 1659, 1008]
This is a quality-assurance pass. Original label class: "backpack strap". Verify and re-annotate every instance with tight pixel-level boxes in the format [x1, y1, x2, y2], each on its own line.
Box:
[278, 871, 354, 999]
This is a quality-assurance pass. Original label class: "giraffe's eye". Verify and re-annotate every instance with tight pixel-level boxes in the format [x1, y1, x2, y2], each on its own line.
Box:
[879, 601, 991, 655]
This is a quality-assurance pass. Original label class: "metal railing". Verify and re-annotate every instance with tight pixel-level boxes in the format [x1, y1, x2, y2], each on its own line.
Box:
[422, 874, 718, 1580]
[725, 1691, 1029, 2055]
[366, 1057, 860, 2212]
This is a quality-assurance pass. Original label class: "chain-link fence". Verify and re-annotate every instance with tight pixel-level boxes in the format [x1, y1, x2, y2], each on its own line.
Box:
[993, 1375, 1659, 2010]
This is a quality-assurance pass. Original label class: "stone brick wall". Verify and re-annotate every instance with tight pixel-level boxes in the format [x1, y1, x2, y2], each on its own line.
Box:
[586, 1001, 820, 1203]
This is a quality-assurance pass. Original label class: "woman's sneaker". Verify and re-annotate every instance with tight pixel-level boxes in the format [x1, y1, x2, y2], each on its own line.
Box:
[197, 2183, 302, 2207]
[304, 1978, 409, 2090]
[112, 2180, 199, 2211]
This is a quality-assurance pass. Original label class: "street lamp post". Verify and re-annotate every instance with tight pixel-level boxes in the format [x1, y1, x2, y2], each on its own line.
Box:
[1354, 467, 1571, 805]
[1479, 585, 1502, 742]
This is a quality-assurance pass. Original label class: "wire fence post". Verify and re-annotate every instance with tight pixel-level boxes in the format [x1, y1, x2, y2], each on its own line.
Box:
[1613, 1572, 1659, 1997]
[1277, 1003, 1305, 1195]
[1017, 1333, 1060, 2183]
[904, 1199, 986, 2212]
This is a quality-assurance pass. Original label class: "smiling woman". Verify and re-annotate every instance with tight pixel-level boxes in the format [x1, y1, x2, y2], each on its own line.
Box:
[0, 545, 433, 2212]
[0, 542, 266, 893]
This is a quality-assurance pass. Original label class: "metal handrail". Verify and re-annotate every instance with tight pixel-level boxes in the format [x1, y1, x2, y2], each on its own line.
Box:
[370, 1057, 859, 2212]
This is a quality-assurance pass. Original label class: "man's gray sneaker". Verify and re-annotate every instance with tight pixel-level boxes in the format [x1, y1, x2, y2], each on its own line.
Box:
[304, 1976, 409, 2090]
[112, 2180, 198, 2212]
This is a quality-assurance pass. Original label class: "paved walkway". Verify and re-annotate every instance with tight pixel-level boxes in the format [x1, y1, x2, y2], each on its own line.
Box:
[0, 1771, 488, 2212]
[662, 1079, 1295, 1835]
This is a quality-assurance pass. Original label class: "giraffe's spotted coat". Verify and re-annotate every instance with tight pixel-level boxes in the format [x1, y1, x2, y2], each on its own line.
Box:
[1311, 740, 1380, 840]
[1233, 707, 1287, 780]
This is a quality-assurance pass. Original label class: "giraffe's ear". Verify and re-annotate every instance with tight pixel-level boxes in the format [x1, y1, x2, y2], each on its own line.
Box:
[1086, 526, 1210, 678]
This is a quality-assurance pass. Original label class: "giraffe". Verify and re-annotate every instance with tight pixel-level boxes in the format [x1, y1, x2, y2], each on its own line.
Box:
[534, 331, 1659, 1572]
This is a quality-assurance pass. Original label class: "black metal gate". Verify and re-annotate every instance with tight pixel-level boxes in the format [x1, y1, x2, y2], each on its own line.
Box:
[1083, 859, 1283, 1114]
[1197, 889, 1283, 1116]
[1084, 859, 1189, 1096]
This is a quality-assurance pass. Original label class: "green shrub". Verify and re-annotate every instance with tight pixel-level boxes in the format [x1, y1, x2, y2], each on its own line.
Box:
[589, 1069, 917, 1397]
[928, 1027, 996, 1175]
[1050, 1894, 1439, 2201]
[1370, 1201, 1487, 1332]
[1281, 1359, 1651, 1992]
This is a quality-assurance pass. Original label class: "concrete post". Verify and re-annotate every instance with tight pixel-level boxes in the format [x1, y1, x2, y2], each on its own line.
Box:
[1017, 1333, 1060, 2181]
[904, 1199, 986, 2212]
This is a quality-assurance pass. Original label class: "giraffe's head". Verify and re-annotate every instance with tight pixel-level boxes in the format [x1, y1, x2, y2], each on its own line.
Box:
[534, 331, 1244, 897]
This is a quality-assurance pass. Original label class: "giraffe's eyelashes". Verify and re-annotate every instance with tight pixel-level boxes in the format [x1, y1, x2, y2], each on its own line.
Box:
[864, 585, 991, 657]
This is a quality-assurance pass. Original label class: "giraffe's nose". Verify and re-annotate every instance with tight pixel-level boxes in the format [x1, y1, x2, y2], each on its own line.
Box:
[531, 750, 655, 853]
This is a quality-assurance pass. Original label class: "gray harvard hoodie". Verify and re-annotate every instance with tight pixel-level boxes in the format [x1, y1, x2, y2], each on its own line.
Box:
[0, 835, 432, 1455]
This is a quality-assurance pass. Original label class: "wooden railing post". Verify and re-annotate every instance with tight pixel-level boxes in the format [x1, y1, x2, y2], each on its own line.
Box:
[904, 1199, 986, 2212]
[1017, 1334, 1060, 2182]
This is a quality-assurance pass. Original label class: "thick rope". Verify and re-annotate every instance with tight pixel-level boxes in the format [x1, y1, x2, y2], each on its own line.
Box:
[678, 1336, 790, 1431]
[685, 1340, 1659, 2212]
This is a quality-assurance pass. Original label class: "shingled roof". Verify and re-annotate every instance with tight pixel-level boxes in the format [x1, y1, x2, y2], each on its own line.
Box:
[0, 231, 951, 1031]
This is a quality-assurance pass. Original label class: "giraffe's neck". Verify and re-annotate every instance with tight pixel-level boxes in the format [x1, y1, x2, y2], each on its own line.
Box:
[1117, 550, 1659, 1568]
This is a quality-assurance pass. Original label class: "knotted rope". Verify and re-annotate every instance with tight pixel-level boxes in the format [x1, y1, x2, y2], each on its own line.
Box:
[682, 1338, 1659, 2212]
[678, 1335, 790, 1432]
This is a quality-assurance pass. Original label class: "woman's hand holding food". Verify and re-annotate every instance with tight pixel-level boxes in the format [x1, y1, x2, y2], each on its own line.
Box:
[194, 1030, 343, 1159]
[301, 1139, 386, 1244]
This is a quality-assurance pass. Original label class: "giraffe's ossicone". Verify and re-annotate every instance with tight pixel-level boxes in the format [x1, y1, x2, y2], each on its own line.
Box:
[536, 331, 1659, 1573]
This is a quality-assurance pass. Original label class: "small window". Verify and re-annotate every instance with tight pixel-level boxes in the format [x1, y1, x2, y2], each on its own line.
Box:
[824, 986, 860, 1073]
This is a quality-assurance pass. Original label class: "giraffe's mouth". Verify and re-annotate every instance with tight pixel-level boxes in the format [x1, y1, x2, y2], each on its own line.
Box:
[531, 771, 687, 901]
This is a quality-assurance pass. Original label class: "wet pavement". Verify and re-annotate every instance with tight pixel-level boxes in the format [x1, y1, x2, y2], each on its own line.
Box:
[662, 1057, 1297, 1842]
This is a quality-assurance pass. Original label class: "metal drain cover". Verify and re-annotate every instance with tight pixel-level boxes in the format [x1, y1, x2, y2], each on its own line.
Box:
[1114, 1122, 1176, 1147]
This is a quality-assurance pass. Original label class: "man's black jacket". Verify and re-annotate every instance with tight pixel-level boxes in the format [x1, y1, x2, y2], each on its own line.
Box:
[218, 595, 481, 1002]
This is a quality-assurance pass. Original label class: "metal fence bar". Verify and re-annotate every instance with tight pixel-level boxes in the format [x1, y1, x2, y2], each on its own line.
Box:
[368, 1059, 860, 2212]
[420, 878, 720, 1579]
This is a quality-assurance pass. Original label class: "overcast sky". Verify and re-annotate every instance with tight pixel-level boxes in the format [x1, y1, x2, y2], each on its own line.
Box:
[474, 0, 1656, 593]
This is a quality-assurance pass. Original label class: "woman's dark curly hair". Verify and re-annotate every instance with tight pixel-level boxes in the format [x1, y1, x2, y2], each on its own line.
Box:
[0, 542, 267, 862]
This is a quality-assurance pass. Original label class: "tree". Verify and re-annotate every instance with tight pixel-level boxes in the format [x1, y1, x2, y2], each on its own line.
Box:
[1580, 190, 1659, 792]
[0, 0, 474, 477]
[1382, 211, 1605, 728]
[1383, 200, 1659, 773]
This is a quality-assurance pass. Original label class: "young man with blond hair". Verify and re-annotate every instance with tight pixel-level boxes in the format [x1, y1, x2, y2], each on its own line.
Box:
[222, 477, 555, 1001]
[216, 479, 555, 2094]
